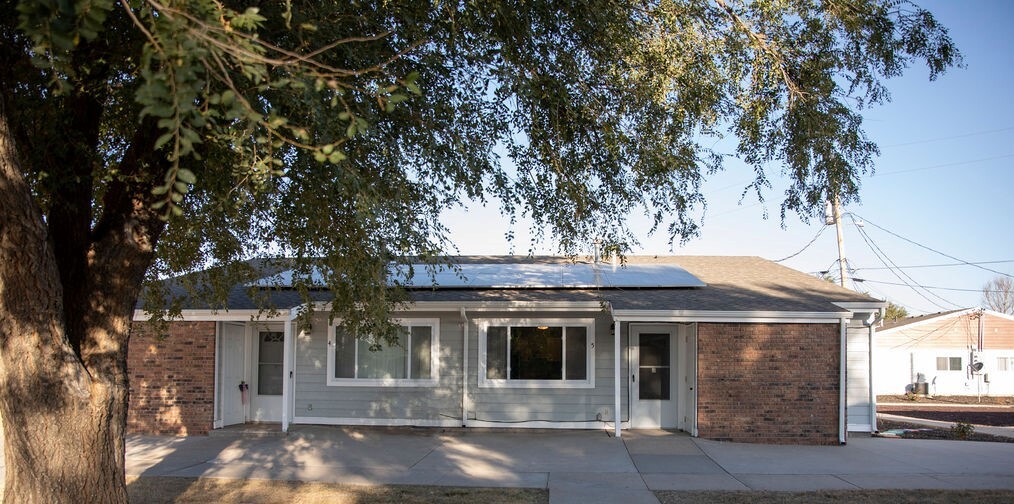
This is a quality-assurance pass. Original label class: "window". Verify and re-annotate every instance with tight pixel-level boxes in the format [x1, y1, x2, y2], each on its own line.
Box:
[257, 331, 284, 395]
[479, 319, 594, 388]
[327, 319, 439, 386]
[998, 357, 1012, 372]
[936, 356, 962, 371]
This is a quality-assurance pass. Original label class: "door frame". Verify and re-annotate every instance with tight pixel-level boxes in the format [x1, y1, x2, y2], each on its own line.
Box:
[628, 323, 697, 433]
[629, 324, 679, 429]
[248, 322, 285, 422]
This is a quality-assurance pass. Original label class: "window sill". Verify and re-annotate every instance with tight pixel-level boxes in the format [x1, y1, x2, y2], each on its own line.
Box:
[478, 379, 595, 389]
[326, 378, 439, 388]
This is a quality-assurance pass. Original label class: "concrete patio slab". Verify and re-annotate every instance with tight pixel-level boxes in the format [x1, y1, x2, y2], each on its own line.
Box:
[5, 425, 1009, 499]
[630, 454, 726, 474]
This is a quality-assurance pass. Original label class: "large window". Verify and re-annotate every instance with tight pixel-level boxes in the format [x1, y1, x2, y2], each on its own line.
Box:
[479, 319, 594, 388]
[327, 319, 439, 386]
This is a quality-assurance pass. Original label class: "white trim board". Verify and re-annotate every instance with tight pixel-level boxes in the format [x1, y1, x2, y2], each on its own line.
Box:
[612, 310, 847, 323]
[291, 416, 461, 428]
[132, 309, 289, 322]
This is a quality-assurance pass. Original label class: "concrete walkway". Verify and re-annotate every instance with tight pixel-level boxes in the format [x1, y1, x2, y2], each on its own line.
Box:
[123, 426, 1014, 503]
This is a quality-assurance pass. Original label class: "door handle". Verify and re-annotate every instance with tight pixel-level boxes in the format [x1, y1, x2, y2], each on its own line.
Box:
[632, 373, 636, 383]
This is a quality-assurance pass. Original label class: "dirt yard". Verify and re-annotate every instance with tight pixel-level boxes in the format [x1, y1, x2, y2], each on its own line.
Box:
[878, 395, 1014, 406]
[877, 395, 1014, 427]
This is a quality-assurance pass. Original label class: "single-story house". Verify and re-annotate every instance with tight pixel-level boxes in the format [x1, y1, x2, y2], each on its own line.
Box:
[128, 255, 884, 444]
[874, 307, 1014, 396]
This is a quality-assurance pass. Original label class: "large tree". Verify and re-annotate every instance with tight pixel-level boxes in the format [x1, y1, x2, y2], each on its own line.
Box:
[982, 276, 1014, 315]
[0, 0, 958, 501]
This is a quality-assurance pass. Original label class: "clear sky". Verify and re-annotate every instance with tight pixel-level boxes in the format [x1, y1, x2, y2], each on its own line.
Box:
[440, 0, 1014, 316]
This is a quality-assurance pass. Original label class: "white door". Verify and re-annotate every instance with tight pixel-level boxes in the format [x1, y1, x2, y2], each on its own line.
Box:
[221, 323, 246, 426]
[250, 328, 284, 422]
[630, 325, 678, 428]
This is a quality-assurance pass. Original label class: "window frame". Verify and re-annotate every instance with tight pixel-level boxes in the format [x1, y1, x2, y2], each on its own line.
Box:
[326, 318, 440, 387]
[936, 356, 962, 371]
[477, 318, 595, 389]
[997, 357, 1012, 372]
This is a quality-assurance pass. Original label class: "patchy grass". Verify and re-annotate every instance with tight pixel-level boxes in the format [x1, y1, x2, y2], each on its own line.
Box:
[656, 490, 1014, 504]
[126, 476, 548, 504]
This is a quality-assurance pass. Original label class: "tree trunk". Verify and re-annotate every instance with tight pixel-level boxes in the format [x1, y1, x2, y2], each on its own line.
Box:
[0, 98, 130, 502]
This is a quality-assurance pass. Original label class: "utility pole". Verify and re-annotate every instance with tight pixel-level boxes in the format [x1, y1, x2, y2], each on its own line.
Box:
[831, 194, 847, 288]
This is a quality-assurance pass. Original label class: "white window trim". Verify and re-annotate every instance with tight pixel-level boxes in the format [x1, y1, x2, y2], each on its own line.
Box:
[477, 318, 595, 389]
[326, 318, 440, 387]
[936, 356, 963, 372]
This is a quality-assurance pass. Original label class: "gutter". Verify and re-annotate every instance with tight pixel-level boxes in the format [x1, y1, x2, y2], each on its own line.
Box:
[460, 307, 469, 427]
[865, 309, 883, 433]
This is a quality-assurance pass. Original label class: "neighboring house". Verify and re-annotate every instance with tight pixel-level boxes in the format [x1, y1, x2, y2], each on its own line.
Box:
[875, 308, 1014, 397]
[128, 256, 884, 444]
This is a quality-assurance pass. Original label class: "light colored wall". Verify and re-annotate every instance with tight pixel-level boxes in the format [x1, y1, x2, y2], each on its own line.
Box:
[466, 310, 624, 425]
[291, 308, 626, 426]
[875, 348, 1014, 396]
[292, 311, 463, 422]
[875, 311, 1014, 396]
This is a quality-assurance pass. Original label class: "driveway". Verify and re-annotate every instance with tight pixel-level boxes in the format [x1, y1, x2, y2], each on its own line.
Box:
[123, 426, 1014, 503]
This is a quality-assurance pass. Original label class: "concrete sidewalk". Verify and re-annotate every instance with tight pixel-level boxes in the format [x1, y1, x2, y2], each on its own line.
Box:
[123, 426, 1014, 504]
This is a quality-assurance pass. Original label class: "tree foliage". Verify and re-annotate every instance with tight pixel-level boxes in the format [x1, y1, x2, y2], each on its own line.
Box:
[884, 300, 909, 322]
[2, 0, 961, 335]
[982, 276, 1014, 315]
[0, 1, 963, 500]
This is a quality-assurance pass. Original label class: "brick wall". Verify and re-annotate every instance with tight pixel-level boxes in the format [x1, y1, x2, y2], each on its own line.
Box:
[697, 322, 841, 445]
[127, 321, 216, 435]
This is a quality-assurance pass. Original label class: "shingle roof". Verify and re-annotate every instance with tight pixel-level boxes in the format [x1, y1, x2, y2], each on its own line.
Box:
[143, 255, 881, 314]
[878, 308, 972, 332]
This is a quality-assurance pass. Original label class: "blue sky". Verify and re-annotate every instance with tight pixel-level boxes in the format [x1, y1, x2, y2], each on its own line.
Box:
[441, 0, 1014, 315]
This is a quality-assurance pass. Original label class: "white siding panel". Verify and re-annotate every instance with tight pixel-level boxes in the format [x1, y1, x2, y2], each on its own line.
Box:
[846, 323, 873, 432]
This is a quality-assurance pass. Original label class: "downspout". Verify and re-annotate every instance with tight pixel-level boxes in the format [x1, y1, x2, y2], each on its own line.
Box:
[282, 308, 297, 433]
[460, 307, 469, 427]
[213, 322, 223, 430]
[839, 318, 848, 444]
[865, 310, 882, 433]
[611, 304, 621, 438]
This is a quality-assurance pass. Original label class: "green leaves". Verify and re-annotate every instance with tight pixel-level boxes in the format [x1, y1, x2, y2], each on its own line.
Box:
[16, 0, 115, 88]
[6, 0, 960, 340]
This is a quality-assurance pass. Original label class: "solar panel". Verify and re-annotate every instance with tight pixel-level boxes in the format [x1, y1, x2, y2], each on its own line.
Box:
[250, 262, 705, 289]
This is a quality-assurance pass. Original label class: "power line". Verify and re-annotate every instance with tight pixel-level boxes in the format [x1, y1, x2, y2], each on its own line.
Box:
[774, 226, 829, 262]
[855, 278, 1009, 294]
[850, 215, 958, 311]
[873, 153, 1014, 177]
[852, 213, 1014, 279]
[881, 125, 1014, 148]
[854, 259, 1014, 271]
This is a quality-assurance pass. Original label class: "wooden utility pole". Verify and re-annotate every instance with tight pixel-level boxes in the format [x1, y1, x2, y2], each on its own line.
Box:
[832, 195, 847, 288]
